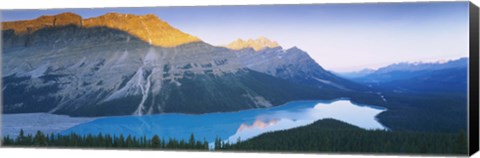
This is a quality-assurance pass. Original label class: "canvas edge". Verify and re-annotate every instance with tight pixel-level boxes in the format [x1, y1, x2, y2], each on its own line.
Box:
[469, 1, 480, 156]
[0, 1, 475, 156]
[0, 9, 4, 146]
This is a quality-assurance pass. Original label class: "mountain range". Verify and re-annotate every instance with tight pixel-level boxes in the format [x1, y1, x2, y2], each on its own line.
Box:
[339, 58, 468, 93]
[2, 12, 372, 117]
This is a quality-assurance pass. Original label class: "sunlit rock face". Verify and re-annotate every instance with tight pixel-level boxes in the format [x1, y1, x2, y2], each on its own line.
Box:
[2, 12, 201, 47]
[82, 13, 201, 47]
[226, 36, 280, 51]
[2, 12, 83, 35]
[2, 12, 370, 117]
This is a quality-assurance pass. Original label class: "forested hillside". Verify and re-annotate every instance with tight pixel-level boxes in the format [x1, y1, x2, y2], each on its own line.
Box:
[220, 119, 467, 155]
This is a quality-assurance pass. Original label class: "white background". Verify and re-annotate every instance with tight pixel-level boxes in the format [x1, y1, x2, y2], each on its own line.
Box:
[0, 0, 479, 158]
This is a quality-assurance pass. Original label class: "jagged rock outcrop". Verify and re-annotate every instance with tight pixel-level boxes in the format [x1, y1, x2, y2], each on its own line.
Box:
[226, 36, 280, 51]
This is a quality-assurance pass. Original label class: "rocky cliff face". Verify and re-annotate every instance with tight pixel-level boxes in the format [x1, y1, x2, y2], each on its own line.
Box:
[2, 12, 200, 47]
[231, 46, 360, 91]
[226, 37, 280, 51]
[82, 13, 200, 47]
[2, 12, 372, 117]
[2, 12, 83, 35]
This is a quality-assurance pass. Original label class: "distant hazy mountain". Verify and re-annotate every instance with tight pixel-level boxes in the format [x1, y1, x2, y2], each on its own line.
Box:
[341, 58, 468, 93]
[2, 13, 370, 117]
[337, 68, 376, 79]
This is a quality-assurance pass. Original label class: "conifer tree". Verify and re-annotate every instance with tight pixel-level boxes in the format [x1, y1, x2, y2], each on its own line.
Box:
[151, 135, 160, 148]
[33, 131, 47, 146]
[188, 133, 195, 149]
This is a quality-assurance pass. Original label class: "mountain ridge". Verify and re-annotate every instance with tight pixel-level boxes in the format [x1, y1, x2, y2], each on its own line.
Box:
[339, 57, 468, 93]
[2, 12, 201, 47]
[338, 57, 468, 78]
[2, 12, 379, 117]
[226, 36, 280, 51]
[2, 12, 83, 34]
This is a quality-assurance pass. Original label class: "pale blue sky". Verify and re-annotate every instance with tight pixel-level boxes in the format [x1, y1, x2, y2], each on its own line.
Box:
[1, 2, 470, 72]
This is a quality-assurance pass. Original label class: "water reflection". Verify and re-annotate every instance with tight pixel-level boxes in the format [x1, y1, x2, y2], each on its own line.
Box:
[226, 100, 386, 143]
[61, 99, 386, 145]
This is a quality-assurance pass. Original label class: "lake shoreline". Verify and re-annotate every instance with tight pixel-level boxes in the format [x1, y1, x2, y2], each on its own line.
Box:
[3, 99, 388, 144]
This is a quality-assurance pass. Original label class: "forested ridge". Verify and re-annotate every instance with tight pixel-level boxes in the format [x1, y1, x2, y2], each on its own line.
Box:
[2, 130, 210, 150]
[219, 119, 467, 155]
[2, 119, 467, 155]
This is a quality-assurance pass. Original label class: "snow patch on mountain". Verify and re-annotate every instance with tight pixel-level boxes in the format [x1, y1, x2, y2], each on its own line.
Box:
[101, 68, 146, 103]
[116, 50, 129, 64]
[134, 68, 153, 116]
[243, 94, 272, 108]
[15, 63, 50, 78]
